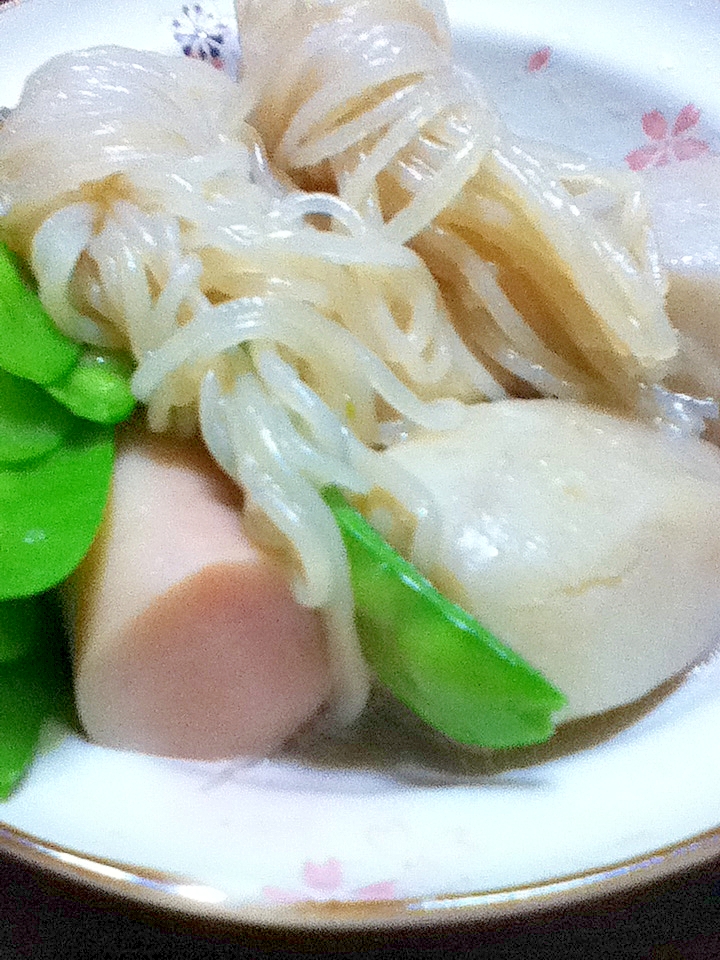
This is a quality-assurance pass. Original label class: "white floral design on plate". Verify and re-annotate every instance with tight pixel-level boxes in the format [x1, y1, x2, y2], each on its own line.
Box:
[172, 3, 232, 68]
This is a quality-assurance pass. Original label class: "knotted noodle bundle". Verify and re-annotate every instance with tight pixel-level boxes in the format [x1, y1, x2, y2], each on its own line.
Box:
[237, 0, 681, 412]
[0, 46, 503, 721]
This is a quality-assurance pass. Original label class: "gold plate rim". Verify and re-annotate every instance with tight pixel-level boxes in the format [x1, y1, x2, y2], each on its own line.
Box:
[2, 819, 719, 932]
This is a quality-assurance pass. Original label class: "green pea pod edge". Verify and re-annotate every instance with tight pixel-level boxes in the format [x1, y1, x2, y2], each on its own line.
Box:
[0, 366, 77, 464]
[47, 348, 137, 425]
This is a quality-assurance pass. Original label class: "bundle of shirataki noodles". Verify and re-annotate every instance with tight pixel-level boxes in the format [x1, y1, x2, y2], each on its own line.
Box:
[2, 0, 720, 784]
[237, 0, 684, 406]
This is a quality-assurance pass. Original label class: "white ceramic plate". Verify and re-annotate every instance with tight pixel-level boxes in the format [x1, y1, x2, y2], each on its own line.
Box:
[1, 0, 720, 931]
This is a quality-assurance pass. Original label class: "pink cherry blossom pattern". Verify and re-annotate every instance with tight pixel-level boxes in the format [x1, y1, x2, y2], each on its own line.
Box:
[527, 46, 552, 73]
[352, 880, 398, 901]
[262, 858, 398, 905]
[625, 104, 709, 171]
[302, 857, 343, 892]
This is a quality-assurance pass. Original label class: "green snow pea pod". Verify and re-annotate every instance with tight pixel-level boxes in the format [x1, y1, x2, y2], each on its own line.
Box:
[47, 347, 136, 425]
[0, 243, 80, 385]
[0, 421, 114, 600]
[0, 367, 76, 464]
[0, 658, 52, 799]
[323, 486, 566, 749]
[0, 595, 47, 662]
[0, 612, 70, 800]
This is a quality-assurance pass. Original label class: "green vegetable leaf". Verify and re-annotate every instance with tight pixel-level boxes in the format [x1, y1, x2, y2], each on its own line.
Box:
[0, 421, 114, 600]
[0, 367, 76, 464]
[0, 242, 80, 385]
[47, 347, 136, 425]
[323, 486, 566, 749]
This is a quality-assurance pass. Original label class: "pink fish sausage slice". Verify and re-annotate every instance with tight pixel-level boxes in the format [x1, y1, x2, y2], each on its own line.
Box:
[70, 430, 333, 760]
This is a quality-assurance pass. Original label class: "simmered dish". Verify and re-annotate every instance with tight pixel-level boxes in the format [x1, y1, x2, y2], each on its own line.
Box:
[1, 0, 720, 794]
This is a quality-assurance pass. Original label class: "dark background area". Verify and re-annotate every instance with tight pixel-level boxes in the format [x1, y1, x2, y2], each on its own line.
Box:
[1, 853, 720, 959]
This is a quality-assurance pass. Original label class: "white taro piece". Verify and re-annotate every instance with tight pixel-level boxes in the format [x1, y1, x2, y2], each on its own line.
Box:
[379, 399, 720, 721]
